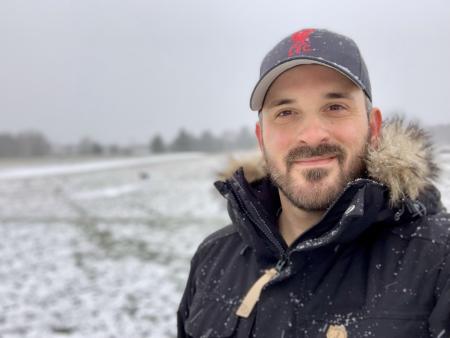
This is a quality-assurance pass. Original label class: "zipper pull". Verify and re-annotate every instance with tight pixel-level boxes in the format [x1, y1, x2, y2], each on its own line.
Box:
[275, 255, 288, 272]
[235, 267, 278, 318]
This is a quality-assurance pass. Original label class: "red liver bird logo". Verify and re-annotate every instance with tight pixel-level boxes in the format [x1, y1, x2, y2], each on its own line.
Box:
[288, 29, 315, 57]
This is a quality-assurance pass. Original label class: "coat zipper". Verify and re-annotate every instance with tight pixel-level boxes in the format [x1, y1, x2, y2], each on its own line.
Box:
[231, 177, 385, 318]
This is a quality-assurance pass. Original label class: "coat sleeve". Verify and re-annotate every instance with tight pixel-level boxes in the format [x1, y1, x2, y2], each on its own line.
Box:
[428, 243, 450, 337]
[177, 252, 199, 338]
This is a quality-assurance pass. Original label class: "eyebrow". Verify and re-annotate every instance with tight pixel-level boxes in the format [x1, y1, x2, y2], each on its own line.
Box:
[323, 92, 354, 100]
[266, 91, 355, 109]
[266, 98, 296, 109]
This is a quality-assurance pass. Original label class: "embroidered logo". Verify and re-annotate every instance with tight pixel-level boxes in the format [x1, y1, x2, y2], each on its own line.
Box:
[288, 29, 315, 57]
[326, 324, 348, 338]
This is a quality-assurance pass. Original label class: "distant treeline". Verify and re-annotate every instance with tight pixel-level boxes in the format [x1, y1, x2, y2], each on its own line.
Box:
[3, 124, 450, 158]
[0, 131, 52, 157]
[0, 127, 257, 158]
[150, 127, 256, 154]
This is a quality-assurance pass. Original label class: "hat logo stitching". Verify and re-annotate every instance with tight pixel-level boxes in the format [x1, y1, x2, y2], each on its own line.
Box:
[288, 29, 315, 57]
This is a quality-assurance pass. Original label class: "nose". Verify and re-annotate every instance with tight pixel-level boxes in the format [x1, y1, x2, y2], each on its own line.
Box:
[295, 115, 331, 147]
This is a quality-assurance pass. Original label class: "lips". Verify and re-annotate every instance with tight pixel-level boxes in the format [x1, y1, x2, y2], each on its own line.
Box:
[285, 144, 345, 169]
[292, 155, 337, 166]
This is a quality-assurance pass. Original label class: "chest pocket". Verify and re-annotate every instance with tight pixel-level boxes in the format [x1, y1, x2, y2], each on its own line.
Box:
[185, 291, 239, 338]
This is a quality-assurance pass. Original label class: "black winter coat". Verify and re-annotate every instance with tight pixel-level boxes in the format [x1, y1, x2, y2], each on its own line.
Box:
[177, 120, 450, 338]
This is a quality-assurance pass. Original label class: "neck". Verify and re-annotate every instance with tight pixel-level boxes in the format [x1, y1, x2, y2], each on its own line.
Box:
[277, 192, 324, 247]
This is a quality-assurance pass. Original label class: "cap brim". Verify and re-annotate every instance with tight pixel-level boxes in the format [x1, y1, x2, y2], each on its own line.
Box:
[250, 58, 364, 111]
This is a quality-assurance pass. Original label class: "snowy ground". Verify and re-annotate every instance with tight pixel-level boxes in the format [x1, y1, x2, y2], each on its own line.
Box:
[0, 151, 449, 338]
[0, 153, 232, 338]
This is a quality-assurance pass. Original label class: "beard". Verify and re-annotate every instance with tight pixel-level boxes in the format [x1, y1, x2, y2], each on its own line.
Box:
[263, 140, 369, 212]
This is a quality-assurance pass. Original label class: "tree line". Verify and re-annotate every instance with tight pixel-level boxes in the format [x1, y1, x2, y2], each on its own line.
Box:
[0, 127, 257, 158]
[150, 127, 256, 153]
[0, 131, 52, 157]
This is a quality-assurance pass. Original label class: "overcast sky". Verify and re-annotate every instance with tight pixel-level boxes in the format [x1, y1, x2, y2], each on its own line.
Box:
[1, 0, 449, 144]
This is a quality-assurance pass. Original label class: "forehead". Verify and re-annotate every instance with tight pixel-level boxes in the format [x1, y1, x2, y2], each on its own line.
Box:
[263, 64, 363, 103]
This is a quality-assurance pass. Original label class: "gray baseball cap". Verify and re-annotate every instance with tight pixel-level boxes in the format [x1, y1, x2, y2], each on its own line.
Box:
[250, 28, 372, 111]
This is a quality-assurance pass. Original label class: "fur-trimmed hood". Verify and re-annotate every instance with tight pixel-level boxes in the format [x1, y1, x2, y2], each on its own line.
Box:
[219, 117, 440, 206]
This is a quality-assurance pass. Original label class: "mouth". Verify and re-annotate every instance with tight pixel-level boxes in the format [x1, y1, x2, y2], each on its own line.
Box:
[292, 155, 337, 167]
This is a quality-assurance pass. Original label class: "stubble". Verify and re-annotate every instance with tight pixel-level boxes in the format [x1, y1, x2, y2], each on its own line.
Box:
[264, 141, 368, 212]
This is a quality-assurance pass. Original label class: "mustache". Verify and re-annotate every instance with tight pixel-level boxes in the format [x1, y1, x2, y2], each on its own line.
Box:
[285, 144, 345, 166]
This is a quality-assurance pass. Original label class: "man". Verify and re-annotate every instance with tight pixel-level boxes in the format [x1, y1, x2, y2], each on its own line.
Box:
[177, 28, 450, 337]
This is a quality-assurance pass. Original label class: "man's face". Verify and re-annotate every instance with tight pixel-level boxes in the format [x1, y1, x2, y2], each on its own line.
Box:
[256, 64, 381, 212]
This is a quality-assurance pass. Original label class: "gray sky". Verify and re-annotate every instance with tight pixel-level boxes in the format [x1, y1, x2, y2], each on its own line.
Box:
[1, 0, 449, 144]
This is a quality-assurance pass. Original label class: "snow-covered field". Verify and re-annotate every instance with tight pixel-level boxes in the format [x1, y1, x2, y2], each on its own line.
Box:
[0, 153, 232, 338]
[0, 151, 449, 338]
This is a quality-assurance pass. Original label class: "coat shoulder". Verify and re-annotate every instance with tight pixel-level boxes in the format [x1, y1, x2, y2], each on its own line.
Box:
[392, 211, 450, 248]
[190, 224, 247, 283]
[420, 212, 450, 246]
[196, 224, 240, 252]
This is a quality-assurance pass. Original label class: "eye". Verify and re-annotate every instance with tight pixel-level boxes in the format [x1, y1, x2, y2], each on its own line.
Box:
[276, 110, 295, 118]
[327, 104, 346, 111]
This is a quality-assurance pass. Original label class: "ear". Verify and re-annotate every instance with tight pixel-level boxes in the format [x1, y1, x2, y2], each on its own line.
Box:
[368, 107, 382, 146]
[255, 120, 264, 153]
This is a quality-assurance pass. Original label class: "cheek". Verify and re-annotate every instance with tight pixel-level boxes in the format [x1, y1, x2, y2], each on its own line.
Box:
[336, 123, 369, 154]
[263, 126, 293, 153]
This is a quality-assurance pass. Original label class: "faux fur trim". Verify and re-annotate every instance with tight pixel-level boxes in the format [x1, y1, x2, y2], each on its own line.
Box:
[218, 117, 439, 205]
[217, 153, 266, 183]
[366, 117, 439, 205]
